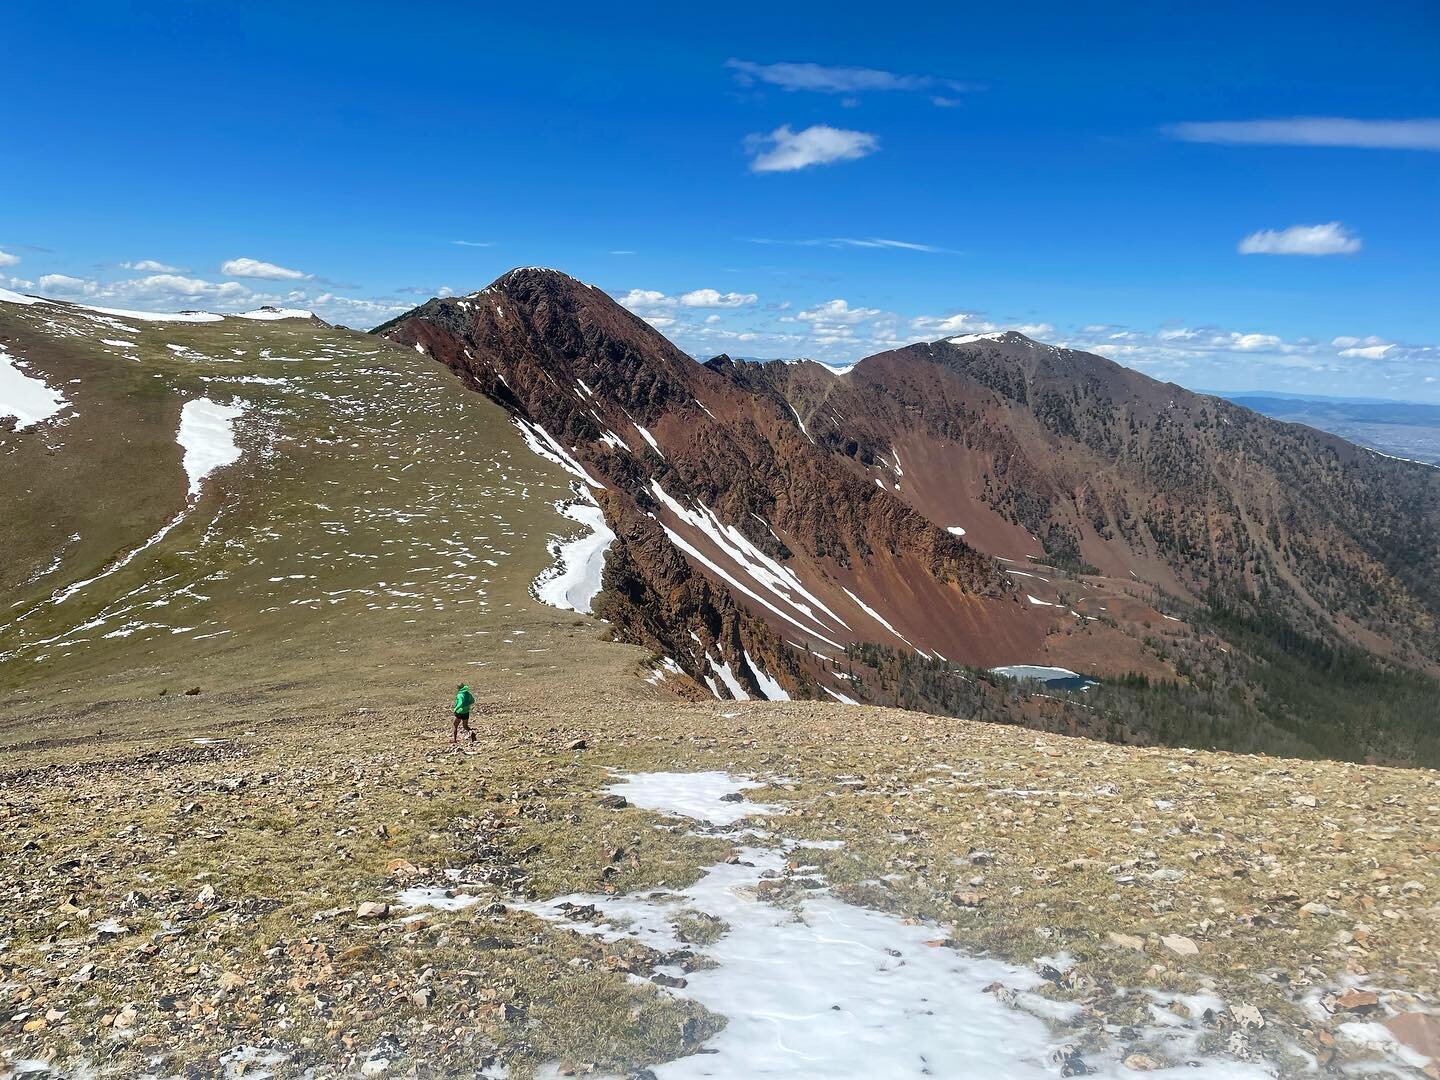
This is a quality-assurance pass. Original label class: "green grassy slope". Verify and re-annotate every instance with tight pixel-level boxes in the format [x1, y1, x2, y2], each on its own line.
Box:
[0, 297, 627, 722]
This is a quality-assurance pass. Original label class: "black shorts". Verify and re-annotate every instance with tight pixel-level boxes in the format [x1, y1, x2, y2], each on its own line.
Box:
[454, 712, 470, 721]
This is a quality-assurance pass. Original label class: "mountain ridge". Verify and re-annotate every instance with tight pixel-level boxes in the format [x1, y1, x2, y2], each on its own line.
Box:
[372, 267, 1440, 764]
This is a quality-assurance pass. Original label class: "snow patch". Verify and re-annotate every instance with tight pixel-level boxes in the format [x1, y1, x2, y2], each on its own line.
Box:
[0, 346, 69, 430]
[0, 286, 43, 306]
[78, 302, 223, 323]
[178, 398, 245, 496]
[520, 772, 1276, 1080]
[841, 586, 913, 647]
[233, 306, 314, 321]
[708, 653, 751, 700]
[649, 481, 846, 647]
[743, 650, 790, 701]
[514, 417, 605, 489]
[633, 423, 663, 457]
[533, 490, 614, 615]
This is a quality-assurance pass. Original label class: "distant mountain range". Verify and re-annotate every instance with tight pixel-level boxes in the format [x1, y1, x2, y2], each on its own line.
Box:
[1217, 392, 1440, 466]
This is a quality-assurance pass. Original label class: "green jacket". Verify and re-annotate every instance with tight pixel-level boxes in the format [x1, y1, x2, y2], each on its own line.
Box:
[454, 685, 474, 714]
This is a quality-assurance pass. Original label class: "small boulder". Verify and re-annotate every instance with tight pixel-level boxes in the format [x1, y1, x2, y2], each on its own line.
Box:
[1160, 934, 1199, 957]
[1333, 989, 1380, 1012]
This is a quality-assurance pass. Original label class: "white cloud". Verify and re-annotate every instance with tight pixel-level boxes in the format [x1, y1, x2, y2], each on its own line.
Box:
[310, 293, 413, 323]
[618, 289, 676, 313]
[219, 257, 312, 281]
[40, 272, 276, 306]
[748, 237, 944, 252]
[121, 259, 181, 272]
[39, 273, 89, 291]
[619, 287, 758, 313]
[798, 299, 881, 326]
[1238, 222, 1361, 256]
[1333, 336, 1395, 360]
[679, 288, 757, 308]
[912, 312, 994, 335]
[1168, 117, 1440, 151]
[1338, 344, 1394, 360]
[452, 240, 493, 248]
[1231, 332, 1283, 351]
[0, 249, 19, 268]
[745, 125, 878, 173]
[643, 315, 677, 329]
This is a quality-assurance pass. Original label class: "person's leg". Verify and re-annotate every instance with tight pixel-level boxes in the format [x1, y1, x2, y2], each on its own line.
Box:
[451, 713, 461, 744]
[465, 715, 477, 741]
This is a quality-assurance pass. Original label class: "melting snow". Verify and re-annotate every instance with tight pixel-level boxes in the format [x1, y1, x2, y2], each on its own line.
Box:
[948, 331, 1012, 345]
[946, 525, 967, 536]
[650, 481, 846, 648]
[178, 398, 245, 496]
[0, 285, 44, 306]
[520, 772, 1276, 1080]
[633, 422, 663, 457]
[744, 650, 790, 701]
[77, 302, 223, 323]
[533, 490, 615, 614]
[841, 586, 913, 647]
[233, 307, 314, 321]
[514, 417, 605, 489]
[0, 346, 68, 430]
[708, 653, 750, 700]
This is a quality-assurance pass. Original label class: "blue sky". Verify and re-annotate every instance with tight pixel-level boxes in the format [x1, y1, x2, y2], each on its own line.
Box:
[4, 1, 1439, 399]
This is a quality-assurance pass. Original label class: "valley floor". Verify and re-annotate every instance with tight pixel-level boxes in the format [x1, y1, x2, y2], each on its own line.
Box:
[2, 666, 1437, 1079]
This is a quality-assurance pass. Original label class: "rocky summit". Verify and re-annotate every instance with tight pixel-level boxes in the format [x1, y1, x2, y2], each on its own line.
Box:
[1, 276, 1437, 1080]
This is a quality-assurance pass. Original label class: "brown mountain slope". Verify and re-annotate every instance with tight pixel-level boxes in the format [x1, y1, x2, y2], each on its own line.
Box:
[765, 332, 1440, 670]
[374, 270, 1068, 702]
[373, 270, 1439, 764]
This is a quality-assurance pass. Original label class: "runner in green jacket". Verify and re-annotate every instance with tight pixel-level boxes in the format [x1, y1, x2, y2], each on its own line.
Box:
[452, 683, 476, 745]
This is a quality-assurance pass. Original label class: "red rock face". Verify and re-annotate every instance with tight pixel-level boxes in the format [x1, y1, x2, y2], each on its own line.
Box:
[375, 269, 1440, 708]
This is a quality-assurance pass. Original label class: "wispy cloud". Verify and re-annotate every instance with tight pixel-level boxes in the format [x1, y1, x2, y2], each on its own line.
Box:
[749, 237, 946, 253]
[0, 249, 19, 268]
[1238, 222, 1361, 256]
[1168, 117, 1440, 151]
[745, 124, 878, 173]
[120, 259, 182, 272]
[452, 240, 494, 248]
[726, 59, 973, 102]
[220, 257, 312, 281]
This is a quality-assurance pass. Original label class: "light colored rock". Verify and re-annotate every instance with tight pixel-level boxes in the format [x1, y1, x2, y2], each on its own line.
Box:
[1107, 932, 1146, 951]
[1160, 933, 1199, 957]
[1231, 1004, 1264, 1029]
